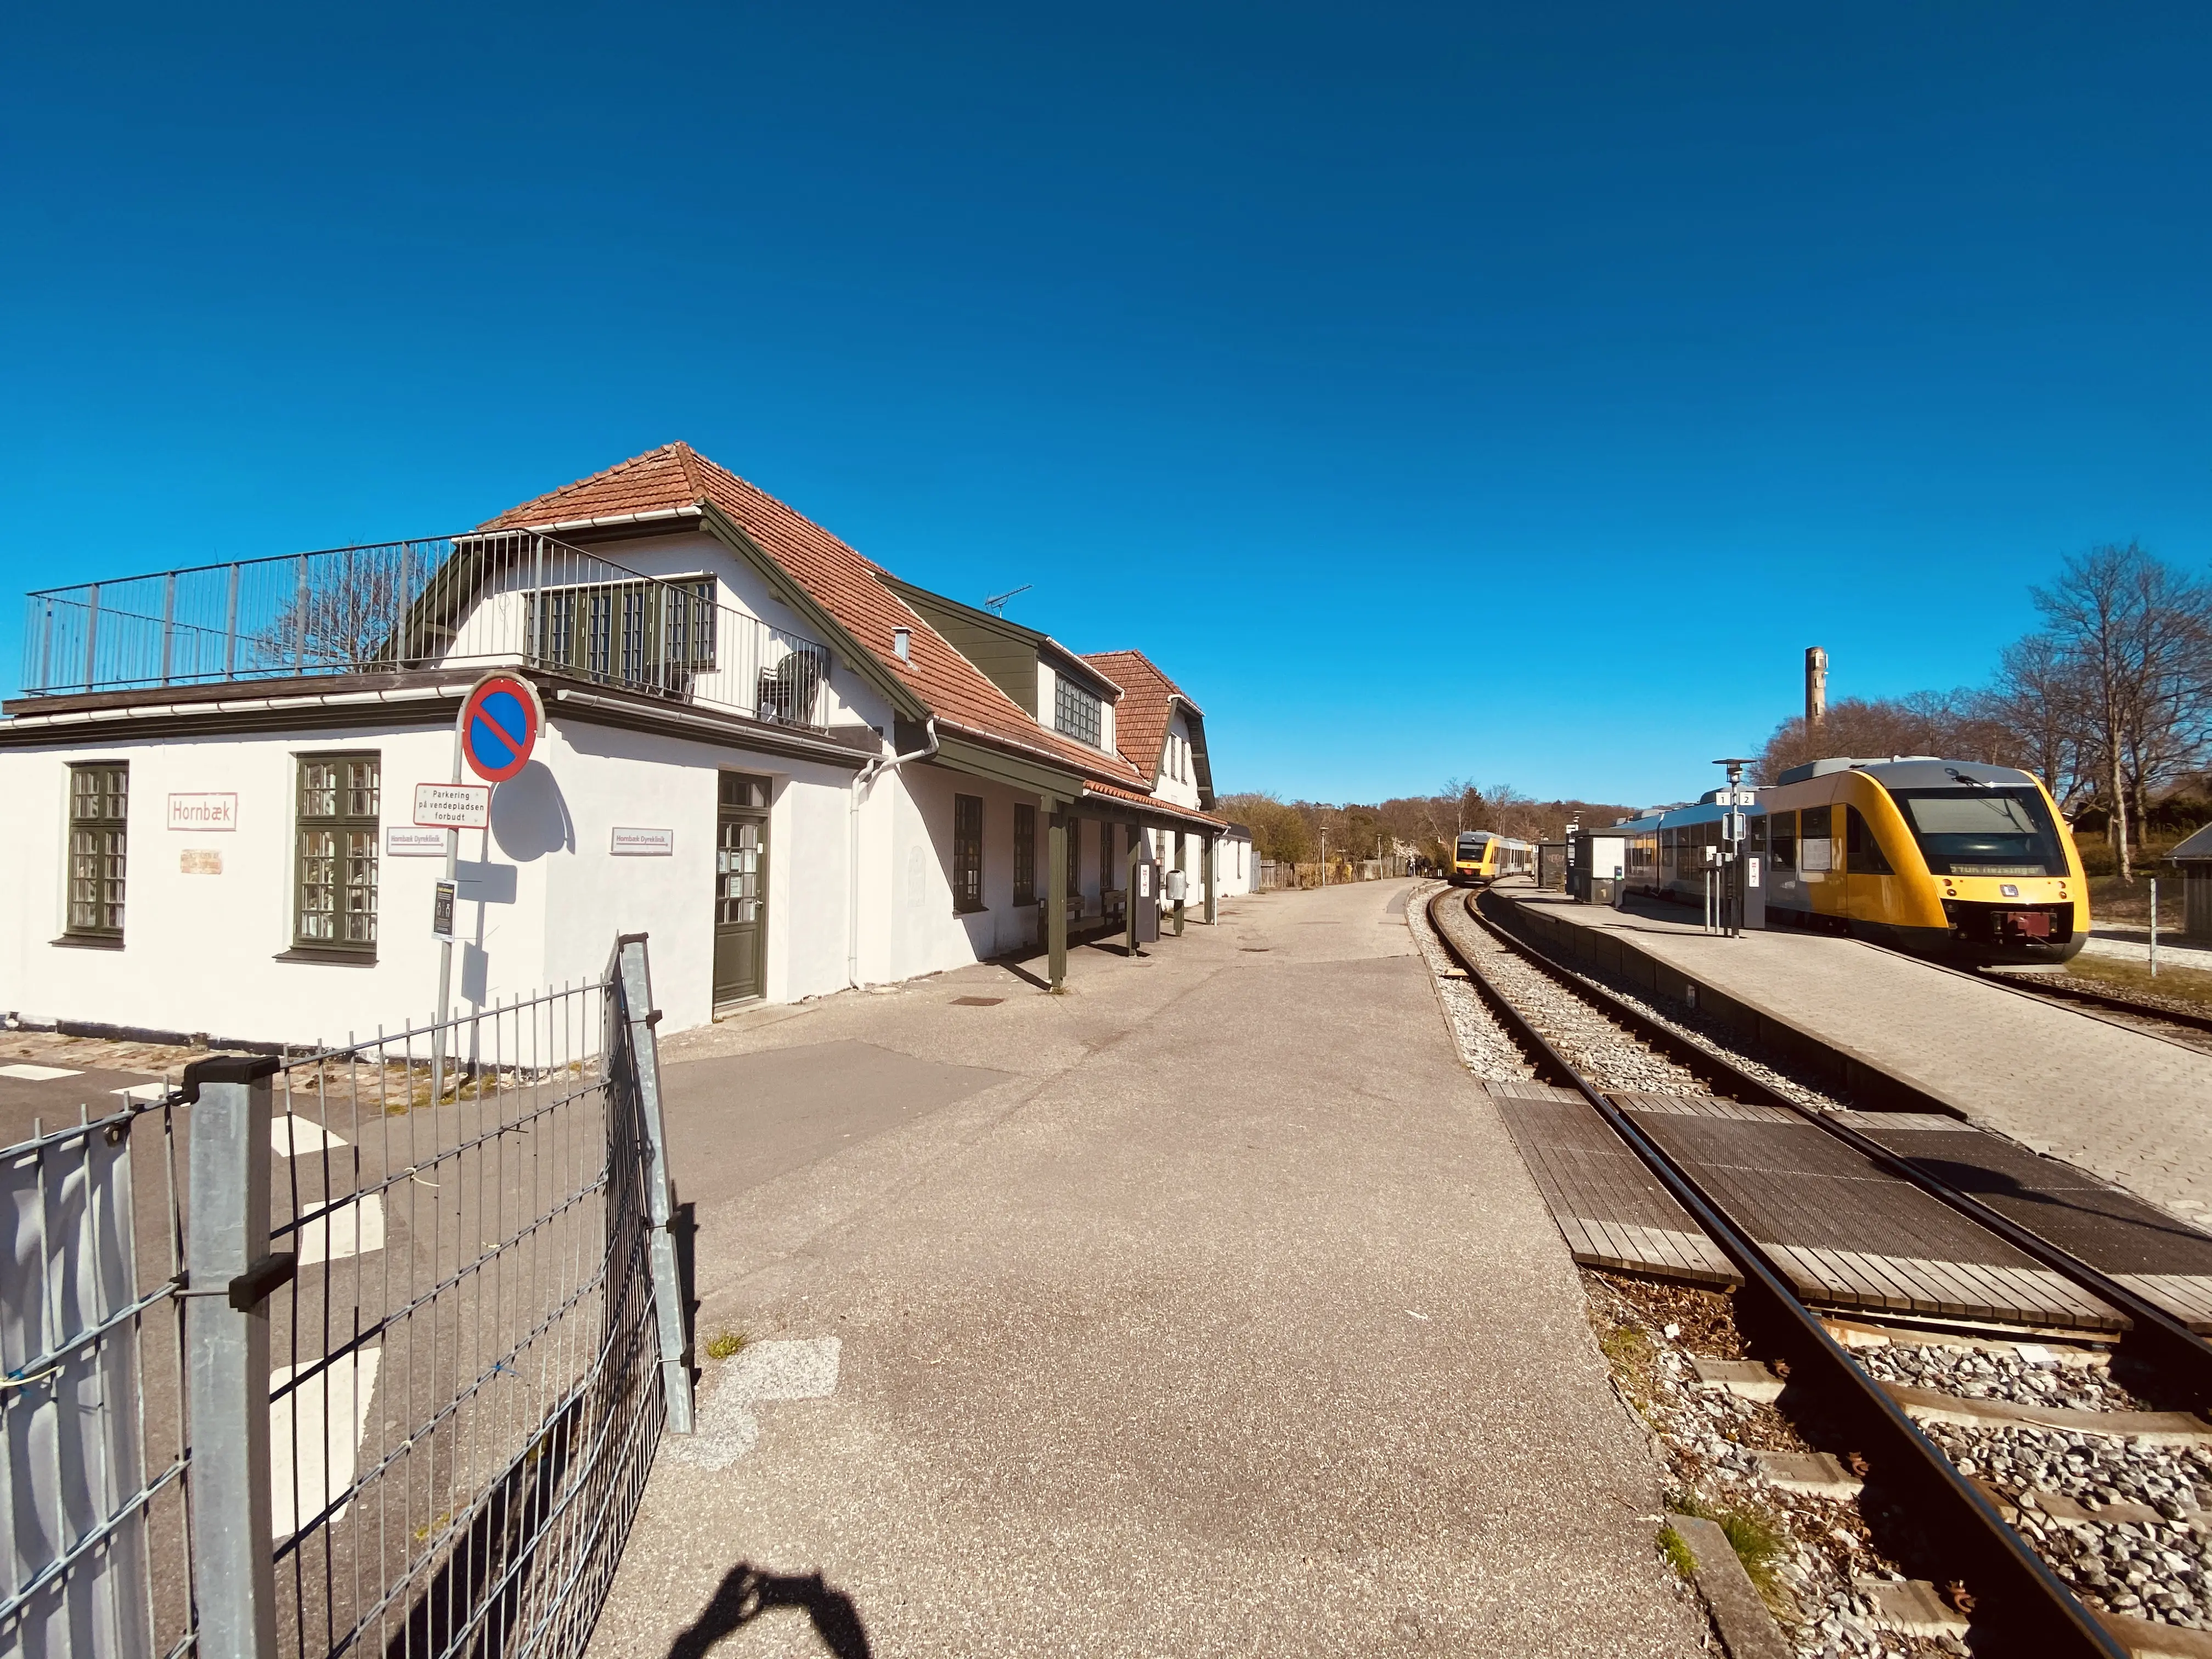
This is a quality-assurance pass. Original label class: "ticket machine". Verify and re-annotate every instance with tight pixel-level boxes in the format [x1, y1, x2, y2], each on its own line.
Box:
[1126, 834, 1161, 949]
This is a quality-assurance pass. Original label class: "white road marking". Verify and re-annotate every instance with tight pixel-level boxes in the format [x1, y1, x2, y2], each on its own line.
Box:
[294, 1194, 386, 1265]
[108, 1083, 168, 1104]
[272, 1114, 349, 1154]
[661, 1338, 841, 1471]
[0, 1064, 83, 1081]
[269, 1348, 380, 1535]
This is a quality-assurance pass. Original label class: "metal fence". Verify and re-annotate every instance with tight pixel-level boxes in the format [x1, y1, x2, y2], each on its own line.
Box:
[1, 1095, 194, 1659]
[20, 533, 834, 732]
[1, 935, 689, 1659]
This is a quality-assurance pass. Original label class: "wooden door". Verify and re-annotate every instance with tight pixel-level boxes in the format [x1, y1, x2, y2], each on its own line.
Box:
[714, 772, 770, 1005]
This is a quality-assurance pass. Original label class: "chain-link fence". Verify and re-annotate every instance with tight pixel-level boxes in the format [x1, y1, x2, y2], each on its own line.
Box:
[1, 935, 689, 1659]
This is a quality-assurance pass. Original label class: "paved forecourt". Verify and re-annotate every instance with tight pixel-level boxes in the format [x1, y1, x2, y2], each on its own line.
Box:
[1492, 888, 2212, 1227]
[588, 878, 1705, 1659]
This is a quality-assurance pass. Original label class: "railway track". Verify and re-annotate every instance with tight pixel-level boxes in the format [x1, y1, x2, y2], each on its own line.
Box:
[1423, 885, 2205, 1659]
[1465, 888, 2212, 1401]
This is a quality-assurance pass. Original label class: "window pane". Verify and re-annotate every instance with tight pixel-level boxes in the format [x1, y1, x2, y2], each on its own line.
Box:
[299, 828, 336, 939]
[297, 754, 379, 948]
[1055, 678, 1102, 748]
[65, 765, 127, 934]
[301, 761, 337, 819]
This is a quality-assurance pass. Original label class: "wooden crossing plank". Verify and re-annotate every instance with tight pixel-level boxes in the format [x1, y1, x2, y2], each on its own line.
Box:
[1611, 1093, 2126, 1331]
[1833, 1109, 2212, 1333]
[1480, 1081, 1737, 1286]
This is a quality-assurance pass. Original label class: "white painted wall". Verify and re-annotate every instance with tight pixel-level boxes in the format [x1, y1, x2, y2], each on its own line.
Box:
[1215, 830, 1255, 896]
[0, 714, 866, 1046]
[1150, 708, 1203, 809]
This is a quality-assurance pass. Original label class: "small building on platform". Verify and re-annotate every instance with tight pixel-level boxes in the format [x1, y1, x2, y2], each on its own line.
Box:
[2172, 822, 2212, 940]
[0, 443, 1231, 1047]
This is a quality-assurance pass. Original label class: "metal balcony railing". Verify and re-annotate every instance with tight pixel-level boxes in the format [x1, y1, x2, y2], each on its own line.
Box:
[19, 532, 836, 731]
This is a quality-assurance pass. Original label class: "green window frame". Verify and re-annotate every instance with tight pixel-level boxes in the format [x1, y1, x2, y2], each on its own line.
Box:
[953, 794, 985, 912]
[1013, 804, 1036, 906]
[66, 762, 129, 939]
[296, 753, 381, 951]
[1055, 676, 1102, 749]
[527, 578, 716, 682]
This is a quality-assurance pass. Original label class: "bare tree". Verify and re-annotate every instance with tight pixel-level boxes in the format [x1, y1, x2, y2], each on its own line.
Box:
[2033, 543, 2212, 879]
[256, 547, 426, 672]
[1977, 633, 2091, 809]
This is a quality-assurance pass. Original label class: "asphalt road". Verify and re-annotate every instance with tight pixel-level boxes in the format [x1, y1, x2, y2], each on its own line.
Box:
[589, 880, 1705, 1658]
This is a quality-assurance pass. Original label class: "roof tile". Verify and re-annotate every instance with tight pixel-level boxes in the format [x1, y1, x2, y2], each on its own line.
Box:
[482, 444, 1146, 788]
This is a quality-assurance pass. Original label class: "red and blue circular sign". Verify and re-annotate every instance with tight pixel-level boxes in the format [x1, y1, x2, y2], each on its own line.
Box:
[459, 674, 541, 784]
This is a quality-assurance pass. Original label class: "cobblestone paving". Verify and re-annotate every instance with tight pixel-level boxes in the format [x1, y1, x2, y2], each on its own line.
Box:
[1504, 894, 2212, 1227]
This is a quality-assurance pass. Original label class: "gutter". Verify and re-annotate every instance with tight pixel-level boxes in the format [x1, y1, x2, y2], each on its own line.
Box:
[512, 506, 707, 535]
[0, 683, 458, 731]
[849, 717, 938, 988]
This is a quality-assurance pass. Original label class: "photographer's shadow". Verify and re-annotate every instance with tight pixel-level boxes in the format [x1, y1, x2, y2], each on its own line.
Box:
[667, 1563, 872, 1659]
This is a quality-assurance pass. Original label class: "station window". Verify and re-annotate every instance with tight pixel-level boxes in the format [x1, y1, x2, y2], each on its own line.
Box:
[953, 794, 984, 912]
[65, 762, 129, 940]
[1013, 803, 1036, 906]
[1056, 677, 1102, 750]
[296, 753, 381, 951]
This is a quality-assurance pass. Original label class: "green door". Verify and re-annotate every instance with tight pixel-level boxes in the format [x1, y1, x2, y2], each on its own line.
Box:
[714, 772, 770, 1005]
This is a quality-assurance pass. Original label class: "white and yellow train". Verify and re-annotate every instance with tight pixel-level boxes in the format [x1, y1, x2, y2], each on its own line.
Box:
[1615, 757, 2086, 966]
[1449, 830, 1536, 887]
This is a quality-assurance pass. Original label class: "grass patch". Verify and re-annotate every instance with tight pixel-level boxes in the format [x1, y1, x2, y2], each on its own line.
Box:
[1658, 1521, 1697, 1581]
[2064, 954, 2212, 1013]
[1671, 1493, 1787, 1598]
[703, 1329, 748, 1362]
[1599, 1323, 1654, 1370]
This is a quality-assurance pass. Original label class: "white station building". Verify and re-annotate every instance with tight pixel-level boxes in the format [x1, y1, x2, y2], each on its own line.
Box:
[0, 444, 1234, 1046]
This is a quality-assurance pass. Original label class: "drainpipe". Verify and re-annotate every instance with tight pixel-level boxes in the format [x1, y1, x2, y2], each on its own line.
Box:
[848, 717, 938, 988]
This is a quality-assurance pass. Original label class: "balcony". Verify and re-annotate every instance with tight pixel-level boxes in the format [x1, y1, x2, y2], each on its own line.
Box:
[18, 532, 837, 731]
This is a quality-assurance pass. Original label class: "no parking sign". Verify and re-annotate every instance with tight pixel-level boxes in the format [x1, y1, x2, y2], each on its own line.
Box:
[459, 674, 543, 784]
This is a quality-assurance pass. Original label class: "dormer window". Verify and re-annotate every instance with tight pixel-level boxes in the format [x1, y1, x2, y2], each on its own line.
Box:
[1056, 676, 1102, 749]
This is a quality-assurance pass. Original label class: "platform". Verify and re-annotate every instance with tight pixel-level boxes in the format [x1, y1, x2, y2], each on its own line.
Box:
[1489, 885, 2212, 1228]
[587, 879, 1711, 1659]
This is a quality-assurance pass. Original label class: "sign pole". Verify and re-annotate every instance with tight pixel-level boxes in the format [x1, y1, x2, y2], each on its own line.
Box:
[432, 672, 542, 1102]
[432, 723, 461, 1103]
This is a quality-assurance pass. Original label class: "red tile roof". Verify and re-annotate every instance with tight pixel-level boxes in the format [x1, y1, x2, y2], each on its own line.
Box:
[1081, 777, 1226, 830]
[1079, 648, 1199, 781]
[481, 445, 1146, 788]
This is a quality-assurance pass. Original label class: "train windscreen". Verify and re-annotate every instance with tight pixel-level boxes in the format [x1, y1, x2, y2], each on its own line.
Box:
[1891, 788, 2064, 876]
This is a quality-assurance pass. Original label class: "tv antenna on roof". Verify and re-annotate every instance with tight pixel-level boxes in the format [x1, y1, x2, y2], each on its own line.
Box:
[983, 584, 1032, 616]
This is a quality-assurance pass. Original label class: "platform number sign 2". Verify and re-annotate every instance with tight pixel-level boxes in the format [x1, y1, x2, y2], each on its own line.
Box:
[459, 674, 542, 785]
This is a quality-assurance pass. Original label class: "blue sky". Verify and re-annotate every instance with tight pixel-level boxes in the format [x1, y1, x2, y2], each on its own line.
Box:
[4, 3, 2207, 805]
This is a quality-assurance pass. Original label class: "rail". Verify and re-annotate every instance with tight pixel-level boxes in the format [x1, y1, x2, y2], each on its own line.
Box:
[19, 533, 836, 731]
[1425, 887, 2129, 1658]
[1471, 885, 2212, 1404]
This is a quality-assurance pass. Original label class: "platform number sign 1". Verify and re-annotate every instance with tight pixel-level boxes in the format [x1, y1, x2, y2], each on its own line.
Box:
[459, 674, 542, 784]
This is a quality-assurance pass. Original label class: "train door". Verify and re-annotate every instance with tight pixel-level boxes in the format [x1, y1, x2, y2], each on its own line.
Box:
[1798, 800, 1842, 924]
[1842, 797, 1896, 931]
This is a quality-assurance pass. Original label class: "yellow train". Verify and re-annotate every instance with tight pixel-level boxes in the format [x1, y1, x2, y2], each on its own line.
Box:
[1620, 757, 2086, 966]
[1449, 830, 1536, 887]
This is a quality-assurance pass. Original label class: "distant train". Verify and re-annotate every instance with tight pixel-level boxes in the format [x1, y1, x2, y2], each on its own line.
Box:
[1611, 757, 2086, 966]
[1450, 830, 1536, 887]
